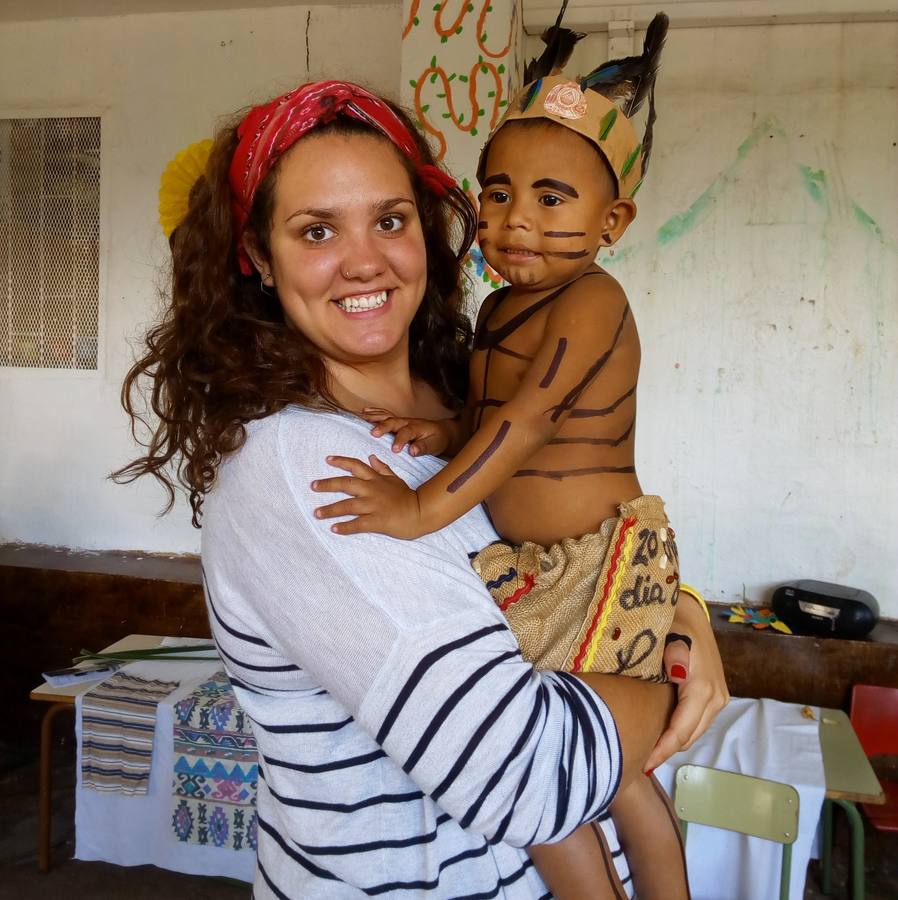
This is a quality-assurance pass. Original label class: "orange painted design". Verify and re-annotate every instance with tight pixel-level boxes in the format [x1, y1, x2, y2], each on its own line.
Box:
[499, 572, 536, 612]
[402, 0, 421, 39]
[421, 1, 512, 59]
[475, 0, 512, 58]
[571, 517, 637, 672]
[413, 62, 503, 160]
[435, 0, 469, 37]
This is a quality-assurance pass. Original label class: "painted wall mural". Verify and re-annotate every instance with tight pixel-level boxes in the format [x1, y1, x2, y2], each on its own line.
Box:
[400, 0, 524, 292]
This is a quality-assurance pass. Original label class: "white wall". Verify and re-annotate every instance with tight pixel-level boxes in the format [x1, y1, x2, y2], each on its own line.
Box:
[528, 22, 898, 615]
[0, 4, 401, 554]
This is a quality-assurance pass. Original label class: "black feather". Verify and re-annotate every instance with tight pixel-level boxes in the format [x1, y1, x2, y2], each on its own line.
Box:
[523, 0, 586, 83]
[580, 12, 668, 117]
[580, 12, 668, 182]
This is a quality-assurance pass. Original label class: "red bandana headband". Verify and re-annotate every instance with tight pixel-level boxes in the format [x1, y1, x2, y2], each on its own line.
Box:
[229, 80, 457, 275]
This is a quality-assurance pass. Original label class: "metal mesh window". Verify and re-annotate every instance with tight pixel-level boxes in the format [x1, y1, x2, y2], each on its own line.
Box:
[0, 116, 101, 369]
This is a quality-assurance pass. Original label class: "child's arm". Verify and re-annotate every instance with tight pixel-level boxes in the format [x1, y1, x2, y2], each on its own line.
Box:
[313, 276, 632, 538]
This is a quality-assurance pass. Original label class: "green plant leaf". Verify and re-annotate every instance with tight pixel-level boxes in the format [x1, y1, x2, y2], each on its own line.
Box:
[621, 144, 641, 177]
[599, 108, 617, 140]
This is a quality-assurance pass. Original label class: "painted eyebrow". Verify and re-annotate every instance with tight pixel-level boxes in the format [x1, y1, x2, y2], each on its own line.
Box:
[285, 197, 414, 224]
[532, 178, 579, 198]
[482, 173, 511, 187]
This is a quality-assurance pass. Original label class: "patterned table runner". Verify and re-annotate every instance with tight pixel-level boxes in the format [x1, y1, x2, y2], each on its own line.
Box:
[171, 669, 258, 851]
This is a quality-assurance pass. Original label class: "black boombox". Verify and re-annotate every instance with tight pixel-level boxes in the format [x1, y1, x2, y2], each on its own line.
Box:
[772, 580, 879, 639]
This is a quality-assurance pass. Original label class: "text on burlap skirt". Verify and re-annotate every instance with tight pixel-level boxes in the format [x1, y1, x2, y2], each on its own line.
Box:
[471, 495, 680, 680]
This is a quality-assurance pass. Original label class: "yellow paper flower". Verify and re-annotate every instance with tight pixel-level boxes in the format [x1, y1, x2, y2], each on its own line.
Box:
[158, 139, 213, 238]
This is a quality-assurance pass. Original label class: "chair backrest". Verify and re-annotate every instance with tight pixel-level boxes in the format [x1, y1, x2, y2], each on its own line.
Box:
[674, 764, 799, 844]
[850, 684, 898, 757]
[675, 765, 800, 900]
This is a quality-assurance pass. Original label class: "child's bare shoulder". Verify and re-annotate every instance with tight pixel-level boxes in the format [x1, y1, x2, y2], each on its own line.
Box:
[546, 269, 631, 331]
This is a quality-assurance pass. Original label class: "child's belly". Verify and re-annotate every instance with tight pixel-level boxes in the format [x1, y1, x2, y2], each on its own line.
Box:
[485, 469, 643, 547]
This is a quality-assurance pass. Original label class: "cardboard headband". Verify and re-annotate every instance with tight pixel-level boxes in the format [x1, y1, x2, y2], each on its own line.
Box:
[477, 10, 669, 200]
[478, 75, 645, 198]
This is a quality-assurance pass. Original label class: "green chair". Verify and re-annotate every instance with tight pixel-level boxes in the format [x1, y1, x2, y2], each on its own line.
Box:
[674, 764, 800, 900]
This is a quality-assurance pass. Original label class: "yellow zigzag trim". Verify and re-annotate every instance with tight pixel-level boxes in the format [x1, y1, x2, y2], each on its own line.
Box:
[582, 525, 635, 670]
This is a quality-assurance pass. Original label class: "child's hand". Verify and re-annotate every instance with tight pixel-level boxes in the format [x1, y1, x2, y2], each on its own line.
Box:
[312, 454, 430, 539]
[362, 407, 453, 457]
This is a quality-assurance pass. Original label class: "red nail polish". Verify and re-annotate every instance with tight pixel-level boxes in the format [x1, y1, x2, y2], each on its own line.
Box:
[645, 768, 655, 777]
[671, 664, 687, 680]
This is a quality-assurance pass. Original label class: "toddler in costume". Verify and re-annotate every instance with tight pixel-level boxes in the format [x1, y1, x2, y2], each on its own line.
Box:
[316, 10, 698, 898]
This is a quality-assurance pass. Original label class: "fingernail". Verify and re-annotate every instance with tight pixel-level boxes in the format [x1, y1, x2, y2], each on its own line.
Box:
[311, 481, 318, 489]
[671, 664, 687, 679]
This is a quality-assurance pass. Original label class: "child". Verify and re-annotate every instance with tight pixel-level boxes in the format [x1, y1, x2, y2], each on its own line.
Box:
[314, 13, 699, 898]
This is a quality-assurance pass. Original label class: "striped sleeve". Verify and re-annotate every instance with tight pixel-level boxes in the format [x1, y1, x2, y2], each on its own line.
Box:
[202, 410, 623, 847]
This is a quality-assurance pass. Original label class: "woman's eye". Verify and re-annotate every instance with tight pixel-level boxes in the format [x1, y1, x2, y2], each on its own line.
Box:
[488, 190, 510, 204]
[303, 223, 335, 243]
[377, 214, 404, 233]
[539, 194, 563, 207]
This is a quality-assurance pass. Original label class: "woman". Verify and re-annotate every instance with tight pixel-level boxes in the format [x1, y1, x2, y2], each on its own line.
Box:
[117, 80, 727, 898]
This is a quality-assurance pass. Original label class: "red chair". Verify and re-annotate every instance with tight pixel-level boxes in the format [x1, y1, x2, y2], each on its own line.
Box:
[850, 684, 898, 831]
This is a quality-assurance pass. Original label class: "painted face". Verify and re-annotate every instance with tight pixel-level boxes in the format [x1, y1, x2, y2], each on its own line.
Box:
[262, 132, 427, 368]
[478, 122, 617, 291]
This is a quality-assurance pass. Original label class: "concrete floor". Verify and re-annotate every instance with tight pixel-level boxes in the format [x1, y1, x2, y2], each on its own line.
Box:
[1, 741, 896, 899]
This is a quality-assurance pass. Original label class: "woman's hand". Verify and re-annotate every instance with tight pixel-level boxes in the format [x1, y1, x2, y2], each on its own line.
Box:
[644, 593, 730, 772]
[312, 455, 430, 539]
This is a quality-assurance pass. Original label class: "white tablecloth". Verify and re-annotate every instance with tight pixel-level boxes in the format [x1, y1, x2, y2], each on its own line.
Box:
[74, 640, 255, 882]
[656, 696, 826, 900]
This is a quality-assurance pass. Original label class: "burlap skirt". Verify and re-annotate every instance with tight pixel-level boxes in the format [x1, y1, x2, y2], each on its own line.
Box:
[472, 495, 679, 680]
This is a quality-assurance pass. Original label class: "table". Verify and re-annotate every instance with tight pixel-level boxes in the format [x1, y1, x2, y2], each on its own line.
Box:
[817, 709, 885, 899]
[30, 634, 170, 872]
[33, 641, 885, 894]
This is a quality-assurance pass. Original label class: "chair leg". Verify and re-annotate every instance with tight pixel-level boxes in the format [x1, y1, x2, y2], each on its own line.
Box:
[833, 799, 865, 900]
[780, 842, 793, 900]
[821, 798, 833, 895]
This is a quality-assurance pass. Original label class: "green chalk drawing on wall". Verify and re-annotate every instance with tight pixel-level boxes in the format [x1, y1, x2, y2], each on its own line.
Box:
[799, 165, 826, 205]
[657, 184, 717, 245]
[852, 203, 884, 241]
[656, 116, 785, 246]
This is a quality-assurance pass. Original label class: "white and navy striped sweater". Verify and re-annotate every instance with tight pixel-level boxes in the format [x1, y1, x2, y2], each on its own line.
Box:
[201, 408, 630, 898]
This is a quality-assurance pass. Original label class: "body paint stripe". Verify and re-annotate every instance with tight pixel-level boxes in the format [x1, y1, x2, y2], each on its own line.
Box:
[538, 338, 567, 388]
[548, 419, 634, 446]
[477, 221, 488, 230]
[513, 465, 636, 480]
[447, 420, 511, 494]
[549, 305, 630, 422]
[493, 345, 533, 362]
[544, 231, 586, 237]
[568, 384, 636, 418]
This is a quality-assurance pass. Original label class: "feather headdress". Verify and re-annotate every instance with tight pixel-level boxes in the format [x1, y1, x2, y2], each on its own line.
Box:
[580, 12, 668, 174]
[523, 0, 586, 83]
[478, 9, 669, 198]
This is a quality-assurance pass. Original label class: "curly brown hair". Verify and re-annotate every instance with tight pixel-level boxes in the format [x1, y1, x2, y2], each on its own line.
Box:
[113, 92, 477, 527]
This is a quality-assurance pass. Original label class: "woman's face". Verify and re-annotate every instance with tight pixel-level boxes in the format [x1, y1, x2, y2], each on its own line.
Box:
[261, 132, 428, 367]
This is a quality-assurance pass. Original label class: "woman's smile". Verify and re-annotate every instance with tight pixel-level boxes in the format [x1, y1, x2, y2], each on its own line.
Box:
[333, 288, 391, 313]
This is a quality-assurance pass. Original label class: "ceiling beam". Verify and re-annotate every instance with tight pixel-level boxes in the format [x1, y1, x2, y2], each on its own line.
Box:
[524, 0, 898, 34]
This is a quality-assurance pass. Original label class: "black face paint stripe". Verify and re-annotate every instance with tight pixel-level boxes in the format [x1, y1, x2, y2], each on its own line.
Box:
[545, 250, 590, 259]
[478, 221, 489, 230]
[544, 231, 586, 237]
[532, 178, 578, 198]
